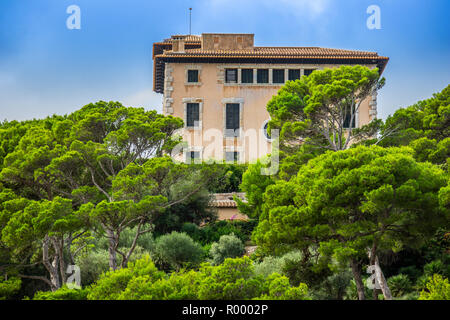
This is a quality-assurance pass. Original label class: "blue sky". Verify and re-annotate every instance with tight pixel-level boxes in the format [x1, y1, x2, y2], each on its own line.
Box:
[0, 0, 449, 121]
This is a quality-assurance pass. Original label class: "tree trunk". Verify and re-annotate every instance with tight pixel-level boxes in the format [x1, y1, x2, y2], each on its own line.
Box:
[373, 255, 393, 300]
[368, 246, 393, 300]
[106, 230, 118, 271]
[42, 235, 61, 291]
[350, 259, 365, 300]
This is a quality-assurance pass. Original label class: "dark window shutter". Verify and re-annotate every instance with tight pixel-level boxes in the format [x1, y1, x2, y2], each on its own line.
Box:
[257, 69, 269, 83]
[241, 69, 253, 83]
[226, 103, 240, 135]
[186, 103, 200, 127]
[187, 70, 199, 82]
[288, 69, 300, 80]
[225, 69, 237, 83]
[272, 69, 285, 83]
[343, 105, 356, 128]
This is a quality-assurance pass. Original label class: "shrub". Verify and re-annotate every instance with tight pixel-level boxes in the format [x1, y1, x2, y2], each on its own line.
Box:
[418, 274, 450, 300]
[424, 260, 449, 278]
[87, 256, 310, 300]
[87, 255, 164, 300]
[33, 285, 89, 300]
[209, 234, 245, 265]
[387, 274, 413, 297]
[151, 232, 203, 271]
[0, 277, 21, 300]
[254, 256, 285, 278]
[119, 270, 200, 300]
[181, 220, 257, 245]
[258, 273, 309, 300]
[75, 249, 110, 286]
[197, 257, 309, 300]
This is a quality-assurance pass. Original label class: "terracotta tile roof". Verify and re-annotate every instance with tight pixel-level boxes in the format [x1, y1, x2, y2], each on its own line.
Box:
[152, 34, 389, 93]
[209, 192, 246, 208]
[210, 199, 238, 208]
[157, 46, 388, 60]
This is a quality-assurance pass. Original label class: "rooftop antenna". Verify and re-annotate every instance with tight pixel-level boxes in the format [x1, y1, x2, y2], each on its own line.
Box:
[189, 7, 192, 35]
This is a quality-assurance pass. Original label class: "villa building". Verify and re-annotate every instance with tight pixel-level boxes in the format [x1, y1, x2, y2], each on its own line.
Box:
[152, 33, 389, 163]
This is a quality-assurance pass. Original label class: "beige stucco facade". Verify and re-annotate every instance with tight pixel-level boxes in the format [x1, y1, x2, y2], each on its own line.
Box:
[153, 34, 387, 163]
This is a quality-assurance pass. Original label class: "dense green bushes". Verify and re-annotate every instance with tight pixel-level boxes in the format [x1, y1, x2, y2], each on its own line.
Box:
[181, 220, 257, 245]
[151, 232, 203, 271]
[419, 274, 450, 300]
[210, 234, 245, 265]
[89, 256, 309, 300]
[33, 285, 89, 300]
[87, 255, 165, 300]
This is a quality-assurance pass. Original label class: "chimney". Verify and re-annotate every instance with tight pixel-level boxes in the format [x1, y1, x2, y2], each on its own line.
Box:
[172, 35, 185, 53]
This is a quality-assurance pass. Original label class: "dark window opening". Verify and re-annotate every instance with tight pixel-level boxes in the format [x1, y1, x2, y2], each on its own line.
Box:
[288, 69, 301, 81]
[263, 122, 272, 140]
[187, 69, 199, 83]
[303, 69, 315, 76]
[257, 69, 269, 83]
[241, 69, 254, 83]
[272, 69, 285, 84]
[343, 105, 356, 129]
[225, 103, 240, 137]
[225, 69, 238, 83]
[186, 103, 200, 127]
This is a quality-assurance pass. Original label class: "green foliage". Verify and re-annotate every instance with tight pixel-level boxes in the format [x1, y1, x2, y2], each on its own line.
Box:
[181, 220, 257, 245]
[236, 159, 274, 218]
[0, 277, 21, 300]
[267, 65, 384, 152]
[387, 274, 413, 297]
[311, 270, 353, 300]
[86, 256, 310, 300]
[210, 234, 245, 265]
[207, 163, 247, 193]
[33, 285, 89, 300]
[423, 260, 450, 278]
[152, 188, 217, 236]
[382, 84, 450, 148]
[151, 232, 203, 271]
[87, 254, 165, 300]
[75, 249, 110, 286]
[255, 146, 448, 263]
[418, 274, 450, 300]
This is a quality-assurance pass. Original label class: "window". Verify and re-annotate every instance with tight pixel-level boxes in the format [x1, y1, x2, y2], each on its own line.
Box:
[241, 69, 253, 83]
[272, 69, 285, 84]
[343, 105, 356, 128]
[304, 69, 315, 76]
[186, 151, 200, 163]
[187, 69, 199, 83]
[288, 69, 301, 81]
[225, 151, 239, 163]
[262, 121, 272, 140]
[225, 69, 238, 83]
[186, 103, 200, 127]
[257, 69, 269, 83]
[225, 103, 240, 137]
